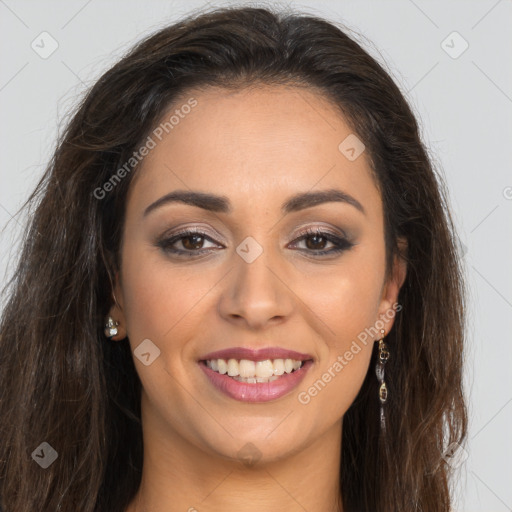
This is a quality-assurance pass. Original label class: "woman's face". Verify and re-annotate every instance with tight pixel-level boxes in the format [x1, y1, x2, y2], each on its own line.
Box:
[110, 85, 405, 465]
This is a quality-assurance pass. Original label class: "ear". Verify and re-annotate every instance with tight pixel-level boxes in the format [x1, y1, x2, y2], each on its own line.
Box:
[376, 237, 407, 336]
[106, 270, 128, 340]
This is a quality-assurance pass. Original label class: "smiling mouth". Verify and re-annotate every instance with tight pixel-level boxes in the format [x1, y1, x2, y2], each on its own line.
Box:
[199, 357, 311, 383]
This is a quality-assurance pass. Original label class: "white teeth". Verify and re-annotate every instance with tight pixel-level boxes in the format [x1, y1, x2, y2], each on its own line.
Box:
[232, 375, 280, 383]
[205, 357, 305, 380]
[273, 359, 285, 375]
[256, 376, 279, 383]
[227, 358, 239, 377]
[255, 360, 274, 379]
[217, 359, 227, 374]
[239, 359, 256, 378]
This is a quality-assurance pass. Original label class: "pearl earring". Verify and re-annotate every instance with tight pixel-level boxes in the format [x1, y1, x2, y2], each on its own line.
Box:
[104, 316, 119, 339]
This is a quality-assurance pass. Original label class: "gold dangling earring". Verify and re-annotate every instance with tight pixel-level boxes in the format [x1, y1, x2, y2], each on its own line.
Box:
[104, 315, 119, 339]
[375, 328, 390, 432]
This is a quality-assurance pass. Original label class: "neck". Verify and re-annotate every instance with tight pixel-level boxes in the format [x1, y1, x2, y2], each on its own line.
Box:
[126, 404, 344, 512]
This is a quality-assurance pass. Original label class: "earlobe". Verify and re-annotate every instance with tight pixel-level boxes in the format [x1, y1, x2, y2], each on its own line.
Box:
[104, 316, 120, 338]
[104, 309, 127, 341]
[105, 273, 127, 341]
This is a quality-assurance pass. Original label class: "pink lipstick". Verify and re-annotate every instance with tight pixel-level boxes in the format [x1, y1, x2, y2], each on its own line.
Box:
[198, 346, 314, 402]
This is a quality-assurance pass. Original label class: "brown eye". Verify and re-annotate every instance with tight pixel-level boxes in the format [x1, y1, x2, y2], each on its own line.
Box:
[290, 228, 354, 256]
[181, 234, 207, 250]
[303, 233, 329, 251]
[156, 229, 221, 256]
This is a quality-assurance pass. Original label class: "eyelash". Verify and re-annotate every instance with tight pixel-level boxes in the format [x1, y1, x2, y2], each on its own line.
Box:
[156, 227, 354, 258]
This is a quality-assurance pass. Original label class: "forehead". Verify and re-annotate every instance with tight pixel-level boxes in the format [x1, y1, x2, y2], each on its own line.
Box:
[127, 84, 381, 217]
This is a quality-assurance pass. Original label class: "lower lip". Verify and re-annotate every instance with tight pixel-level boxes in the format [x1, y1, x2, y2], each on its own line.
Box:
[199, 360, 314, 403]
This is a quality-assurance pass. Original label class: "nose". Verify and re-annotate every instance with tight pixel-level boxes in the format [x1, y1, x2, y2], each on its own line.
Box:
[218, 245, 294, 330]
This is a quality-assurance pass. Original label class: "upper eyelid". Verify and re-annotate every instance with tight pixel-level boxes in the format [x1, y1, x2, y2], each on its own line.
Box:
[162, 226, 347, 242]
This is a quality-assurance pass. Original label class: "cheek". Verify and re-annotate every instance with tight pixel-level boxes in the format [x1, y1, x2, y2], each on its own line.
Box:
[307, 248, 386, 343]
[119, 242, 223, 352]
[296, 250, 384, 411]
[296, 275, 379, 424]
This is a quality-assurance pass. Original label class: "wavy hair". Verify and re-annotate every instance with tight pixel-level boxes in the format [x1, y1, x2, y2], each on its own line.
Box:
[0, 5, 467, 511]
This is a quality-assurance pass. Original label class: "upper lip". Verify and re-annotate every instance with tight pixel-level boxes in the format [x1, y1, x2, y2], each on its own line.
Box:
[199, 347, 314, 362]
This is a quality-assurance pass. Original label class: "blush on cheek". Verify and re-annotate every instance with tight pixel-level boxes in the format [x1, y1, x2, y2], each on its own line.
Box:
[122, 258, 215, 351]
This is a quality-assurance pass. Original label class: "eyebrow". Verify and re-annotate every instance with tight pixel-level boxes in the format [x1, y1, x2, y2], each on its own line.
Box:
[143, 188, 366, 217]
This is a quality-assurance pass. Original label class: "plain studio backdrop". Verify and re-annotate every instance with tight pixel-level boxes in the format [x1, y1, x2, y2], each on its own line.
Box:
[0, 1, 511, 511]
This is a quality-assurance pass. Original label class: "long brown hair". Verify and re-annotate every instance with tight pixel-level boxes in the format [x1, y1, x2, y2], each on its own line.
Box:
[0, 5, 467, 511]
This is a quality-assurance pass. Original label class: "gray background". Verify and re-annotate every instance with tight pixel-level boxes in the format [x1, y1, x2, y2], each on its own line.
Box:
[1, 1, 511, 510]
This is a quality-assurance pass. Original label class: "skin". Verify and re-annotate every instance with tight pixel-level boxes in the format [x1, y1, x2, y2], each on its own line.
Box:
[111, 84, 407, 512]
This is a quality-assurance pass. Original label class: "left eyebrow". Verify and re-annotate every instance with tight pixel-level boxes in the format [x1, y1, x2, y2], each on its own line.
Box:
[282, 189, 365, 215]
[143, 188, 366, 218]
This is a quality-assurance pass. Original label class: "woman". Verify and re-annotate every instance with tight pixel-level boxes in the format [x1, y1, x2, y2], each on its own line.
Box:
[0, 5, 467, 512]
